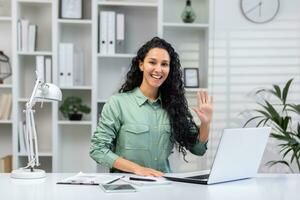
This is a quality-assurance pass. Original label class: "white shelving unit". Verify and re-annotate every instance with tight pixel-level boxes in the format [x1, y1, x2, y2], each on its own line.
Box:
[1, 0, 211, 173]
[0, 0, 13, 168]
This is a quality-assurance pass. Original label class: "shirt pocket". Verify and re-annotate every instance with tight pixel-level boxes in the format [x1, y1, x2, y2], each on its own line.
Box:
[120, 124, 150, 150]
[159, 124, 173, 152]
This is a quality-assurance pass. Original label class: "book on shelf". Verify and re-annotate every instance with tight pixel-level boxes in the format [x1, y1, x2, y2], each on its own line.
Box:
[17, 19, 38, 52]
[0, 93, 12, 120]
[36, 56, 45, 81]
[61, 0, 83, 19]
[116, 13, 125, 54]
[74, 47, 85, 86]
[45, 57, 52, 83]
[28, 24, 37, 52]
[0, 155, 12, 173]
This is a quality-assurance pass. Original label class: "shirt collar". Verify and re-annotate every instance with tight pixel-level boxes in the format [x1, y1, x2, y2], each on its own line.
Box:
[133, 87, 162, 106]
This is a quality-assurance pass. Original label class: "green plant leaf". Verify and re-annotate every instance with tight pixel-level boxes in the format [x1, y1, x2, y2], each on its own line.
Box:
[266, 160, 294, 173]
[282, 78, 293, 104]
[272, 84, 281, 99]
[243, 116, 263, 127]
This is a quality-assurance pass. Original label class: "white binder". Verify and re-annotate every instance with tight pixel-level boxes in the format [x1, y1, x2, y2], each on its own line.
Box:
[65, 43, 74, 87]
[99, 11, 108, 54]
[59, 43, 66, 86]
[36, 56, 45, 82]
[116, 13, 125, 53]
[21, 20, 29, 52]
[28, 24, 37, 52]
[45, 57, 52, 83]
[107, 11, 116, 55]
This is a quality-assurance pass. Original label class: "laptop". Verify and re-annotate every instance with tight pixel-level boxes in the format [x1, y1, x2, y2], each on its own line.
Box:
[164, 127, 271, 185]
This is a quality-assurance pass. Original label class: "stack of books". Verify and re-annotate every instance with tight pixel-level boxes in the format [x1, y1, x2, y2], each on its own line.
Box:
[17, 19, 38, 52]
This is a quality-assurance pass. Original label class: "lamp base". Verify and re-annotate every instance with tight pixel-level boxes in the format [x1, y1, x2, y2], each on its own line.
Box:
[11, 168, 46, 179]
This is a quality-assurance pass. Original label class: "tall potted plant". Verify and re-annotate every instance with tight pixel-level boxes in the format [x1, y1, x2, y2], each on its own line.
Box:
[244, 79, 300, 172]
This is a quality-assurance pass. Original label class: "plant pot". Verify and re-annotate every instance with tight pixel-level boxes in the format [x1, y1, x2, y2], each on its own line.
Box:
[68, 113, 82, 121]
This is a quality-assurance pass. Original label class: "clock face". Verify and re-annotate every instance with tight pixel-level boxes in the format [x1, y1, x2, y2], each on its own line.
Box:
[240, 0, 280, 23]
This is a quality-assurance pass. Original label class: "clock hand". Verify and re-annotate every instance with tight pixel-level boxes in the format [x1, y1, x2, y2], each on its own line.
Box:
[259, 1, 262, 17]
[245, 1, 262, 14]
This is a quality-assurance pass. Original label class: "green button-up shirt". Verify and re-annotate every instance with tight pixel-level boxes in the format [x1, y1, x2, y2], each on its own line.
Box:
[90, 87, 207, 173]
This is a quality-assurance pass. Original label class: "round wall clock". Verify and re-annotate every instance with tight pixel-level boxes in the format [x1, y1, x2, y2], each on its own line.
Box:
[240, 0, 280, 24]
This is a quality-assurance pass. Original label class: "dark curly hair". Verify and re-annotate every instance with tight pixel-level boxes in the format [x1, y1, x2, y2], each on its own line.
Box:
[119, 37, 198, 160]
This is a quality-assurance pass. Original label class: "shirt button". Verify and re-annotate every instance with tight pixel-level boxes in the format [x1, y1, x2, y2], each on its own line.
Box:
[154, 157, 158, 161]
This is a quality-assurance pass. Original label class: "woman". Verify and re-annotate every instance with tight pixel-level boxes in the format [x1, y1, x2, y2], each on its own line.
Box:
[90, 37, 213, 177]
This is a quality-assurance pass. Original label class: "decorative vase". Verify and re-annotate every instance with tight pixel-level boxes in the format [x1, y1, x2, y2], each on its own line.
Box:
[181, 0, 196, 23]
[69, 113, 82, 121]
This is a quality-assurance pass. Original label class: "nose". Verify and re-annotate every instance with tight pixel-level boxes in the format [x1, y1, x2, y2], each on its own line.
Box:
[154, 64, 163, 73]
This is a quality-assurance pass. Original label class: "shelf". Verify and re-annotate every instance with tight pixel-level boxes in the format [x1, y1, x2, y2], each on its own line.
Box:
[0, 120, 12, 124]
[97, 1, 158, 7]
[163, 22, 209, 29]
[17, 51, 53, 56]
[0, 84, 12, 89]
[58, 120, 92, 126]
[60, 86, 92, 90]
[58, 19, 92, 25]
[0, 17, 12, 21]
[18, 152, 52, 156]
[17, 0, 52, 4]
[97, 53, 135, 58]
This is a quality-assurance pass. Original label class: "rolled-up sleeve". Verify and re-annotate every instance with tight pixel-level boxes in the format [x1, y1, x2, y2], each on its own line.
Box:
[189, 125, 208, 156]
[90, 97, 121, 168]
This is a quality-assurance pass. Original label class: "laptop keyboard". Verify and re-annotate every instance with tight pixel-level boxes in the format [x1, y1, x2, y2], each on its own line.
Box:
[187, 174, 210, 180]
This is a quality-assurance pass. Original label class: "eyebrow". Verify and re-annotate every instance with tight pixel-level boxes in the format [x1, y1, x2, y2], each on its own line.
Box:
[148, 58, 169, 63]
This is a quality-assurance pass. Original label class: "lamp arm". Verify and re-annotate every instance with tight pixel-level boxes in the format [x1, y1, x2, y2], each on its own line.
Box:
[30, 110, 40, 167]
[27, 75, 42, 109]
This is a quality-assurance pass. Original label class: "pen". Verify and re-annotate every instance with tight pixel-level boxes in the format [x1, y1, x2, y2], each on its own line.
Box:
[105, 176, 125, 184]
[129, 177, 156, 182]
[56, 182, 99, 185]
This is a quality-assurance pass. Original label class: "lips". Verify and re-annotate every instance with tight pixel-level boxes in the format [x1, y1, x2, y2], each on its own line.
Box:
[151, 74, 162, 80]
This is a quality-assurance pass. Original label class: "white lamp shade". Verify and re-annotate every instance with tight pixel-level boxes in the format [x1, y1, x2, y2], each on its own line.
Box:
[35, 83, 62, 101]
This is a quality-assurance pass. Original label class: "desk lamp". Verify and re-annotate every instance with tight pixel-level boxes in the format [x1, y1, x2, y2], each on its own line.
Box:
[11, 71, 62, 179]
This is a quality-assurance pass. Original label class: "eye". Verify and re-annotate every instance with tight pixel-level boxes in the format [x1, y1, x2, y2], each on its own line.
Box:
[149, 61, 156, 65]
[162, 63, 169, 67]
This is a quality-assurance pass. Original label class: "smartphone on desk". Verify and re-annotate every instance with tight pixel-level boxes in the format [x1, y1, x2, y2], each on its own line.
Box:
[99, 184, 137, 193]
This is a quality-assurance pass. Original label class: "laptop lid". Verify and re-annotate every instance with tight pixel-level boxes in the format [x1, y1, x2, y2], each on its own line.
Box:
[207, 127, 271, 184]
[164, 127, 271, 185]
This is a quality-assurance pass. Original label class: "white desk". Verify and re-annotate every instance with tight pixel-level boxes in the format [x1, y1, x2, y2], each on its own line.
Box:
[0, 173, 298, 200]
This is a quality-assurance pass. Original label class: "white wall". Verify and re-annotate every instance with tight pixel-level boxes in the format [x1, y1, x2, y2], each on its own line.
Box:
[208, 0, 300, 173]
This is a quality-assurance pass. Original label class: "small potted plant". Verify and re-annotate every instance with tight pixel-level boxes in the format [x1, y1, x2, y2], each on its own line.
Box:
[59, 96, 91, 120]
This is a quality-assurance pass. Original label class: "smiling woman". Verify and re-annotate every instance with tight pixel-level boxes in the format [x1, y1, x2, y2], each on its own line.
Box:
[90, 37, 213, 177]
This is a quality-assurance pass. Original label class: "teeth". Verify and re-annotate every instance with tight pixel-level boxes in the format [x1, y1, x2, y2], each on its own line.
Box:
[151, 74, 162, 79]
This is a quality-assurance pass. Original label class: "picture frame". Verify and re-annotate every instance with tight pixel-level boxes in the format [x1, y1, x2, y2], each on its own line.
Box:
[183, 68, 199, 88]
[60, 0, 83, 19]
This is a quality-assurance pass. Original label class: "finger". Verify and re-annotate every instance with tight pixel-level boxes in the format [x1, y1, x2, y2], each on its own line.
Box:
[197, 91, 202, 107]
[200, 90, 205, 104]
[204, 90, 208, 104]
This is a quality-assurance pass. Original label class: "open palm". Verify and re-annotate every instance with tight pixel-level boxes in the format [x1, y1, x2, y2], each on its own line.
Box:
[192, 90, 213, 125]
